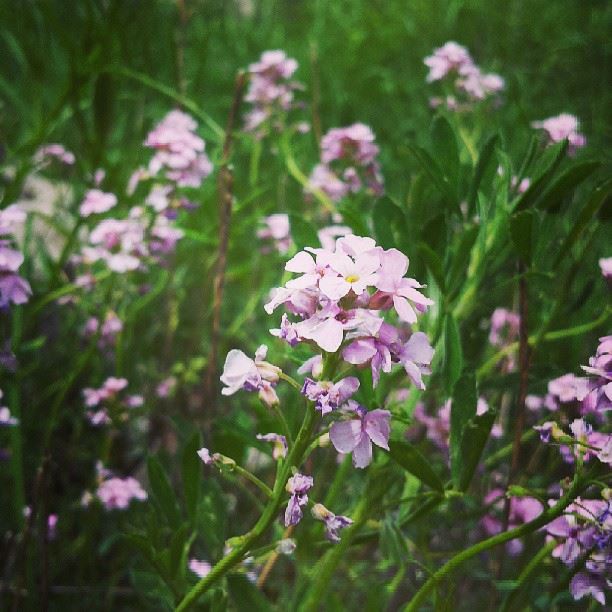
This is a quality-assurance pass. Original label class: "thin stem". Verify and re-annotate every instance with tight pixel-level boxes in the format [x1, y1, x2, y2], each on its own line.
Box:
[477, 307, 611, 381]
[230, 464, 273, 498]
[402, 475, 584, 611]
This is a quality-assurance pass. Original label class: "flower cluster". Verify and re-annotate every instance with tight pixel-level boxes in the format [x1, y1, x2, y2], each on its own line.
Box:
[424, 42, 504, 110]
[80, 205, 184, 273]
[257, 214, 293, 255]
[79, 189, 117, 217]
[307, 124, 384, 202]
[0, 205, 31, 309]
[527, 337, 611, 418]
[82, 463, 147, 511]
[535, 418, 611, 465]
[34, 143, 75, 166]
[83, 311, 123, 352]
[82, 377, 143, 426]
[144, 110, 213, 189]
[266, 234, 434, 386]
[545, 495, 611, 605]
[481, 489, 543, 555]
[244, 50, 304, 137]
[531, 113, 586, 155]
[412, 396, 501, 454]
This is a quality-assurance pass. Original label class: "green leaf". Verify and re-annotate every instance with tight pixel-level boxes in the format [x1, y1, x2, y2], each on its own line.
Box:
[442, 313, 463, 395]
[147, 456, 181, 528]
[388, 440, 445, 492]
[431, 116, 460, 191]
[182, 432, 202, 522]
[509, 210, 534, 265]
[373, 196, 408, 250]
[407, 143, 457, 210]
[468, 133, 499, 207]
[379, 517, 409, 565]
[535, 160, 600, 211]
[447, 224, 479, 297]
[553, 177, 612, 269]
[514, 140, 568, 212]
[289, 213, 319, 249]
[418, 242, 446, 294]
[457, 411, 495, 491]
[450, 370, 476, 489]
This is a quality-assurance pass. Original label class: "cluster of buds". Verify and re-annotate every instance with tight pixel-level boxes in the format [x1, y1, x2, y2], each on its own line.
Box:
[424, 41, 504, 111]
[0, 205, 31, 308]
[307, 124, 384, 202]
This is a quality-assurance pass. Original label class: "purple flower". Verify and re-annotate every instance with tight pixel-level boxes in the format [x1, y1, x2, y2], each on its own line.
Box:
[220, 345, 281, 406]
[35, 143, 75, 165]
[424, 42, 474, 82]
[243, 50, 302, 137]
[569, 572, 607, 606]
[532, 113, 587, 155]
[329, 402, 390, 468]
[95, 474, 147, 510]
[256, 433, 288, 460]
[145, 110, 213, 188]
[311, 503, 353, 542]
[0, 392, 18, 426]
[257, 214, 292, 254]
[188, 558, 212, 579]
[306, 124, 384, 201]
[481, 489, 543, 555]
[79, 189, 117, 217]
[579, 336, 612, 415]
[301, 377, 360, 415]
[285, 473, 313, 527]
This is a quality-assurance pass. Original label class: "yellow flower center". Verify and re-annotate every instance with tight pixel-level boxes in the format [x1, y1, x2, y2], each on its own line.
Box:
[345, 274, 359, 283]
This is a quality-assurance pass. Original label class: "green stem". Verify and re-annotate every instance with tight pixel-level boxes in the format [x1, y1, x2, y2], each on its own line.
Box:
[499, 539, 556, 612]
[299, 495, 371, 612]
[402, 475, 584, 611]
[230, 464, 273, 498]
[175, 404, 318, 611]
[477, 307, 610, 381]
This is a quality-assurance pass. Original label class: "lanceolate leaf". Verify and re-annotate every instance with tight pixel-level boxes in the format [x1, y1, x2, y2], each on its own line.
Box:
[148, 456, 181, 528]
[443, 313, 463, 395]
[388, 440, 445, 493]
[553, 177, 612, 269]
[457, 411, 495, 491]
[509, 209, 535, 265]
[535, 160, 601, 211]
[407, 143, 457, 210]
[514, 140, 568, 212]
[182, 431, 203, 522]
[450, 370, 477, 489]
[468, 133, 499, 208]
[373, 196, 408, 250]
[418, 242, 446, 294]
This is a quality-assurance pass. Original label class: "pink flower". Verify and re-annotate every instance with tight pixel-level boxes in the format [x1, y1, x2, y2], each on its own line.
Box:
[329, 402, 390, 468]
[257, 214, 292, 254]
[599, 257, 612, 280]
[301, 376, 360, 415]
[35, 143, 75, 165]
[256, 433, 288, 460]
[531, 114, 586, 154]
[95, 475, 147, 510]
[79, 189, 117, 217]
[189, 558, 212, 578]
[424, 42, 474, 82]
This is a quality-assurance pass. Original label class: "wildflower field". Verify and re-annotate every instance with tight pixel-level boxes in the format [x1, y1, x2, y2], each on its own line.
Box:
[1, 1, 611, 610]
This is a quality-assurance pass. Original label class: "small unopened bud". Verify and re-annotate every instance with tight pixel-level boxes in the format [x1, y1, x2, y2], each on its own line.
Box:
[276, 538, 296, 555]
[311, 503, 333, 521]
